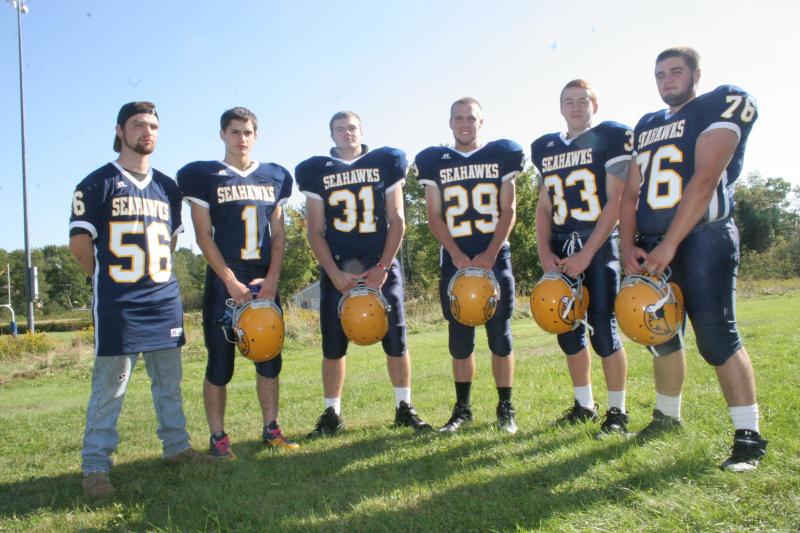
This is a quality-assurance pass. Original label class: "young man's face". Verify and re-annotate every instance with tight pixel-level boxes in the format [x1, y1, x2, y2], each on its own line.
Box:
[560, 87, 597, 133]
[449, 103, 483, 147]
[331, 116, 362, 152]
[117, 113, 159, 155]
[655, 56, 700, 107]
[220, 119, 256, 158]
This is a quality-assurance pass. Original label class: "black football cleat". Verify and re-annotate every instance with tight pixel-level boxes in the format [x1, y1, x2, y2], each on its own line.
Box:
[594, 407, 631, 439]
[496, 400, 518, 434]
[306, 407, 344, 439]
[394, 401, 433, 432]
[439, 403, 473, 433]
[636, 409, 683, 439]
[720, 429, 767, 472]
[554, 399, 599, 425]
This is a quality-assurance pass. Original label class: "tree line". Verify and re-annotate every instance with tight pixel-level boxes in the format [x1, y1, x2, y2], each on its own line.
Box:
[0, 170, 797, 318]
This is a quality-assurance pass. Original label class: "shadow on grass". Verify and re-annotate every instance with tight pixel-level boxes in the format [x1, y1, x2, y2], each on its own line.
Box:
[0, 425, 706, 531]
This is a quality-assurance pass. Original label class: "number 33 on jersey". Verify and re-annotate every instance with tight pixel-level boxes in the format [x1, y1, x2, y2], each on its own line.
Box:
[177, 160, 293, 265]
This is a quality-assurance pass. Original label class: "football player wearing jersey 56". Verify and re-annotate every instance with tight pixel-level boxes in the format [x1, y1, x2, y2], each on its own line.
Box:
[531, 80, 632, 438]
[415, 97, 524, 434]
[71, 102, 216, 501]
[178, 107, 298, 459]
[619, 47, 767, 471]
[296, 111, 431, 437]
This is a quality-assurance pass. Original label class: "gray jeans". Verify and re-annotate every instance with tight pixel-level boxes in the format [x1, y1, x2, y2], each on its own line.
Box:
[81, 347, 191, 474]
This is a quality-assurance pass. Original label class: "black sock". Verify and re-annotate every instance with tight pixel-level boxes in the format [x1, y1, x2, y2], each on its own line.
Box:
[455, 381, 472, 406]
[497, 387, 512, 403]
[266, 420, 278, 430]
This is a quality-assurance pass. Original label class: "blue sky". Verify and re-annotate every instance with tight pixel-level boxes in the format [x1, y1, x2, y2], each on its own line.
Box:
[1, 0, 797, 252]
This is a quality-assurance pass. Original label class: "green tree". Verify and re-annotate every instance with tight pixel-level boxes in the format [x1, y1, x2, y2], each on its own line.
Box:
[280, 205, 318, 298]
[402, 165, 442, 299]
[41, 245, 92, 311]
[734, 172, 800, 253]
[509, 166, 540, 295]
[173, 247, 206, 311]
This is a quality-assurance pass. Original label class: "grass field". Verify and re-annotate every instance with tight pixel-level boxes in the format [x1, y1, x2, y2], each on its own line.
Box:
[1, 290, 799, 531]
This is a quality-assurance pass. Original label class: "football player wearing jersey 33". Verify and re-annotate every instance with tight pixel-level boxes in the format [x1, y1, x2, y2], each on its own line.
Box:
[70, 102, 216, 501]
[178, 107, 298, 459]
[296, 111, 431, 437]
[415, 97, 524, 434]
[531, 80, 632, 438]
[619, 47, 767, 471]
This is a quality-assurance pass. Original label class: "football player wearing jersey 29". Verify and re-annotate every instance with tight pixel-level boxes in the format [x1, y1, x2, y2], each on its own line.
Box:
[178, 107, 298, 459]
[619, 47, 767, 471]
[531, 80, 632, 438]
[415, 97, 524, 434]
[70, 102, 216, 501]
[297, 111, 431, 437]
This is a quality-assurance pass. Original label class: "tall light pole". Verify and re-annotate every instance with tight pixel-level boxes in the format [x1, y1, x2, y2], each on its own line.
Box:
[8, 0, 34, 333]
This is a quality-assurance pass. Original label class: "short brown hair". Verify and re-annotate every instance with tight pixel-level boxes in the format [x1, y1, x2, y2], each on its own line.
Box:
[220, 107, 258, 132]
[656, 47, 701, 72]
[560, 79, 598, 105]
[450, 97, 482, 118]
[329, 110, 362, 133]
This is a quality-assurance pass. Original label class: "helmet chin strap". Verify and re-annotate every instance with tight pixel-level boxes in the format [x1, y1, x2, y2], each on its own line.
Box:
[561, 231, 584, 257]
[643, 268, 674, 317]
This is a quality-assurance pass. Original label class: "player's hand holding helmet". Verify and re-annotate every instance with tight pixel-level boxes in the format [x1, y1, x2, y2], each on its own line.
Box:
[448, 267, 501, 327]
[530, 272, 589, 334]
[225, 298, 285, 362]
[614, 270, 684, 346]
[338, 285, 392, 346]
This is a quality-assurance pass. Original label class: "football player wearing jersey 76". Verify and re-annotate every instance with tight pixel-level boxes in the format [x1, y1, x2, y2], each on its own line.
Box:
[619, 47, 767, 471]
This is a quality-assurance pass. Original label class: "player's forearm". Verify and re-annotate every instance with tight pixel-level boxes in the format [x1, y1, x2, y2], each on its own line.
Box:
[264, 233, 285, 286]
[582, 199, 620, 257]
[618, 181, 639, 248]
[307, 228, 340, 278]
[379, 217, 405, 267]
[661, 176, 718, 250]
[195, 233, 236, 284]
[535, 204, 554, 257]
[427, 217, 463, 258]
[69, 235, 95, 277]
[485, 208, 516, 259]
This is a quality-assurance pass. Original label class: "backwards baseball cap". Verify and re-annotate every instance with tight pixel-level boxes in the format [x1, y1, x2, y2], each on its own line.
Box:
[114, 101, 158, 152]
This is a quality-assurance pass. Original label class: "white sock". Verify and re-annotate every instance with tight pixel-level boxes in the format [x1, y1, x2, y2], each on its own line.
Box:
[655, 392, 682, 419]
[394, 387, 411, 407]
[608, 390, 626, 412]
[729, 404, 759, 433]
[324, 397, 341, 415]
[574, 384, 594, 409]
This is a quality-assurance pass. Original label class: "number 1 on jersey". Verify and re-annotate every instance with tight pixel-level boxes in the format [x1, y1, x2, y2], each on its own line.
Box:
[241, 205, 261, 260]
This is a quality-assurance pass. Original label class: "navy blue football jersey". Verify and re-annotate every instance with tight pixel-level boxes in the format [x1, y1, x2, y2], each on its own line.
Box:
[177, 160, 293, 265]
[531, 121, 633, 233]
[414, 140, 524, 256]
[633, 85, 757, 235]
[295, 146, 407, 259]
[69, 162, 185, 356]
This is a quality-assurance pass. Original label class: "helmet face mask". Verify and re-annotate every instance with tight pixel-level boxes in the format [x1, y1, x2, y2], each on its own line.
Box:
[338, 285, 391, 346]
[447, 268, 501, 327]
[530, 272, 589, 334]
[228, 299, 285, 362]
[615, 272, 684, 346]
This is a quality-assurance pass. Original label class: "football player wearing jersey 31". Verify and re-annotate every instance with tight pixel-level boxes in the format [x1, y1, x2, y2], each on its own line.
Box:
[70, 102, 216, 501]
[415, 97, 524, 434]
[531, 80, 632, 438]
[619, 47, 767, 471]
[296, 111, 431, 437]
[178, 107, 298, 459]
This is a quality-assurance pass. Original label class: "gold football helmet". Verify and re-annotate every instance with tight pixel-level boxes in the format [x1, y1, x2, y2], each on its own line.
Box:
[338, 286, 392, 346]
[447, 268, 501, 327]
[529, 272, 589, 334]
[614, 272, 684, 346]
[228, 299, 285, 362]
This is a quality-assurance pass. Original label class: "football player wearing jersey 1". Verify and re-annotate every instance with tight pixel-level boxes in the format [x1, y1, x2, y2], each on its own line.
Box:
[296, 111, 431, 437]
[619, 47, 767, 470]
[415, 97, 524, 434]
[178, 107, 298, 459]
[71, 102, 216, 500]
[531, 80, 632, 438]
